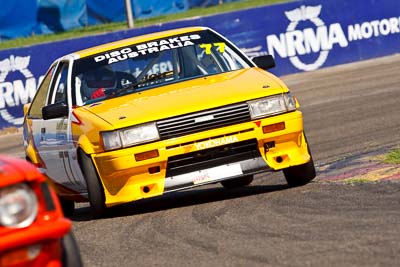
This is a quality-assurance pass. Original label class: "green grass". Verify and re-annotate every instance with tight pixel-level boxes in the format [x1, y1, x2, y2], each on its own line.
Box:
[344, 178, 375, 185]
[384, 149, 400, 164]
[0, 0, 289, 51]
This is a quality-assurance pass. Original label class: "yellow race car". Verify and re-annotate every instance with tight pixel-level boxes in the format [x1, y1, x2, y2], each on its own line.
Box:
[23, 26, 315, 217]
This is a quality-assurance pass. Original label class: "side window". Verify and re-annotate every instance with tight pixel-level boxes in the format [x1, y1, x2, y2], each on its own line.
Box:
[28, 65, 56, 118]
[49, 63, 69, 105]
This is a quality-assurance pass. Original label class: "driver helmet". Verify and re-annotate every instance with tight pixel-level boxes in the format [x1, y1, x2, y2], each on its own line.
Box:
[82, 66, 116, 99]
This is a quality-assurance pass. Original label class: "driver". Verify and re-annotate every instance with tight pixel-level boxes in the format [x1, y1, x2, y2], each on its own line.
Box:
[81, 66, 116, 100]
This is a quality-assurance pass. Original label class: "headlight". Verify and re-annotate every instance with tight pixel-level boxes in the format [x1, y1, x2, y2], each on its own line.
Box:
[248, 93, 296, 119]
[101, 131, 122, 151]
[0, 183, 38, 228]
[101, 122, 160, 151]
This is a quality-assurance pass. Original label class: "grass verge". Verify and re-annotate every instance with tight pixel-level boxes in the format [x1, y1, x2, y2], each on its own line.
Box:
[384, 149, 400, 164]
[344, 178, 375, 185]
[0, 0, 289, 51]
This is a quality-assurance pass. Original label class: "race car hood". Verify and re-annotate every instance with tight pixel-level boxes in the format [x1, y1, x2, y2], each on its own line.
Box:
[82, 68, 288, 129]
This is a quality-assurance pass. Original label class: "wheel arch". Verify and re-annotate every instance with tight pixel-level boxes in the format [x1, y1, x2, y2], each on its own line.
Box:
[77, 134, 96, 155]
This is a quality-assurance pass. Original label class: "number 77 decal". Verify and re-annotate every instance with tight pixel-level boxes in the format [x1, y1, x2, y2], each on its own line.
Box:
[199, 43, 226, 54]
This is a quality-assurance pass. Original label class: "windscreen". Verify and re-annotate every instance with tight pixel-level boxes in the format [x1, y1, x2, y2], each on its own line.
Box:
[72, 30, 251, 105]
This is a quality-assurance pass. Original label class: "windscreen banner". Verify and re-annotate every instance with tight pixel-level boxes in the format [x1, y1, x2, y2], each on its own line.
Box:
[0, 0, 399, 130]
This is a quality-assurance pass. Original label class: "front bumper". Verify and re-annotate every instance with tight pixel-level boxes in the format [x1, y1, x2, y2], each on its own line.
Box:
[92, 110, 311, 207]
[0, 218, 71, 251]
[164, 156, 270, 192]
[0, 218, 71, 267]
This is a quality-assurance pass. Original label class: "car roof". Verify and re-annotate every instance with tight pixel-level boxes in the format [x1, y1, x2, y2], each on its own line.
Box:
[66, 26, 210, 60]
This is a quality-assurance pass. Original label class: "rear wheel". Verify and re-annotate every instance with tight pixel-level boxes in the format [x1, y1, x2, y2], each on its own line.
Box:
[221, 175, 254, 189]
[61, 232, 82, 267]
[78, 150, 106, 218]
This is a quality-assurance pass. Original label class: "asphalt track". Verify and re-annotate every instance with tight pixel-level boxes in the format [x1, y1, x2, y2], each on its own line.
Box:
[1, 54, 399, 266]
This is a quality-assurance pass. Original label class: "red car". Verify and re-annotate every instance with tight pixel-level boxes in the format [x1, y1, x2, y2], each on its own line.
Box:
[0, 156, 82, 267]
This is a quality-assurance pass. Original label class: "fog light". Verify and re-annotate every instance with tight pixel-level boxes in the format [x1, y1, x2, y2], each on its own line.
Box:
[262, 122, 285, 134]
[135, 149, 159, 161]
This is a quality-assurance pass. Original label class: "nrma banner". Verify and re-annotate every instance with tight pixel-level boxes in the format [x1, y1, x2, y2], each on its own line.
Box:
[0, 0, 399, 130]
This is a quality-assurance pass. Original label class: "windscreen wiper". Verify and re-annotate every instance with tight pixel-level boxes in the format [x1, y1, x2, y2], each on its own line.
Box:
[107, 71, 171, 98]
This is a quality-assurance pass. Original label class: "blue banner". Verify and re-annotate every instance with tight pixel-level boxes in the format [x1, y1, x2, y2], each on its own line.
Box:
[37, 0, 88, 34]
[86, 0, 189, 24]
[0, 1, 38, 40]
[0, 0, 399, 130]
[0, 0, 190, 40]
[86, 0, 126, 24]
[131, 0, 188, 19]
[188, 0, 241, 8]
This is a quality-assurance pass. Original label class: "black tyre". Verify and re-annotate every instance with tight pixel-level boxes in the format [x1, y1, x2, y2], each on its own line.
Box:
[78, 150, 106, 218]
[61, 232, 83, 267]
[221, 175, 254, 189]
[283, 135, 316, 187]
[59, 197, 75, 217]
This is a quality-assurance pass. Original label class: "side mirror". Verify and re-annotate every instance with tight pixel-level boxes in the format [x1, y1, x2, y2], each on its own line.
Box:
[252, 55, 276, 70]
[42, 102, 68, 120]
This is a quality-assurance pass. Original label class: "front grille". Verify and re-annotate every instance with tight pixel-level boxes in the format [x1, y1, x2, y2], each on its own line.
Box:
[157, 102, 251, 140]
[166, 139, 260, 177]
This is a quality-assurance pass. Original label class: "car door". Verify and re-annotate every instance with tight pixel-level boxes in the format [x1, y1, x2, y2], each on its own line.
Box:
[26, 63, 57, 171]
[39, 61, 85, 192]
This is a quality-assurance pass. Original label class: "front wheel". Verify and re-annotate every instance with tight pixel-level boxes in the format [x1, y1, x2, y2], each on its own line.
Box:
[61, 232, 83, 267]
[221, 175, 254, 189]
[283, 156, 316, 187]
[78, 150, 106, 218]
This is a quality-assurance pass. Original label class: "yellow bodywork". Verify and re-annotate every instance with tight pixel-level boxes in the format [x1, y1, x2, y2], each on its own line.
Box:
[27, 27, 312, 207]
[92, 111, 308, 207]
[71, 67, 310, 207]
